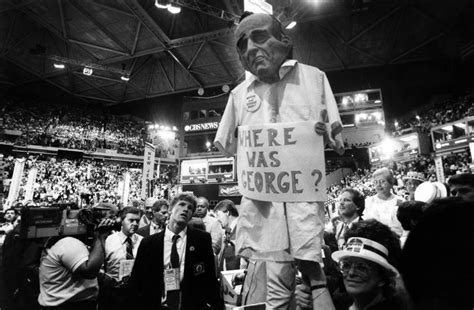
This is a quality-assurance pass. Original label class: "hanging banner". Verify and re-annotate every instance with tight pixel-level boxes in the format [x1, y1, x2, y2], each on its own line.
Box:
[237, 121, 326, 202]
[141, 142, 156, 199]
[24, 167, 37, 202]
[5, 158, 25, 209]
[122, 171, 131, 206]
[434, 156, 445, 183]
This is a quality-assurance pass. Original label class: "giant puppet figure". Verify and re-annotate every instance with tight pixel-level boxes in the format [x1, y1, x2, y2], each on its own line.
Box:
[214, 12, 344, 308]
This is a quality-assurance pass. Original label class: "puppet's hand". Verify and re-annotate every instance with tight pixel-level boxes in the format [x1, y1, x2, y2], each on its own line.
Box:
[315, 122, 344, 155]
[315, 122, 330, 144]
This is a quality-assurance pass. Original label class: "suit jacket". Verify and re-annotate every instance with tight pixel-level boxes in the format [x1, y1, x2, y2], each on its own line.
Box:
[136, 224, 151, 238]
[128, 227, 221, 310]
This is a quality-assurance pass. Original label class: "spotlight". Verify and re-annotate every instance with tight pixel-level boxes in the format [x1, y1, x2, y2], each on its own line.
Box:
[285, 21, 297, 29]
[155, 0, 169, 9]
[121, 75, 130, 81]
[83, 67, 93, 76]
[53, 63, 65, 69]
[167, 4, 181, 14]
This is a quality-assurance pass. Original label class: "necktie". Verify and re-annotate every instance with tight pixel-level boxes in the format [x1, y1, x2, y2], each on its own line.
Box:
[167, 234, 181, 310]
[171, 234, 180, 268]
[125, 237, 134, 259]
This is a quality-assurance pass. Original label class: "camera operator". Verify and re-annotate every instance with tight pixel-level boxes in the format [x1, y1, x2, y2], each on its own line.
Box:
[37, 216, 115, 310]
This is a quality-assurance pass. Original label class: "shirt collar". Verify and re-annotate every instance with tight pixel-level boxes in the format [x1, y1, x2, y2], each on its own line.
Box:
[246, 59, 298, 88]
[118, 231, 136, 244]
[229, 218, 238, 232]
[165, 226, 187, 240]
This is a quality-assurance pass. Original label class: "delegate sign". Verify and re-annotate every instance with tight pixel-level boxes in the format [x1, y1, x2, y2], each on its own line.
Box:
[237, 121, 326, 202]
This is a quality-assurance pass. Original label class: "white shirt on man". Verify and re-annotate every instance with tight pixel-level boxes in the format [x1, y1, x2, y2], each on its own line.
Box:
[163, 227, 187, 281]
[201, 213, 223, 254]
[104, 231, 143, 281]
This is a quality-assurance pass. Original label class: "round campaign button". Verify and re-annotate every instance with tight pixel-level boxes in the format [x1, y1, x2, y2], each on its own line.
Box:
[245, 94, 261, 112]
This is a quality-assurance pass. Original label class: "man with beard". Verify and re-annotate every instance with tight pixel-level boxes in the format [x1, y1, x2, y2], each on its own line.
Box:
[99, 207, 142, 310]
[128, 193, 221, 309]
[214, 12, 344, 309]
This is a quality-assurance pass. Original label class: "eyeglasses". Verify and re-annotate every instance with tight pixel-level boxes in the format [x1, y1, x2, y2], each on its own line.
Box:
[339, 259, 375, 278]
[373, 179, 389, 186]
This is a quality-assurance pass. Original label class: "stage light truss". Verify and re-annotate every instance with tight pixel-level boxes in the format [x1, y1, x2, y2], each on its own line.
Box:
[172, 0, 239, 23]
[47, 55, 130, 75]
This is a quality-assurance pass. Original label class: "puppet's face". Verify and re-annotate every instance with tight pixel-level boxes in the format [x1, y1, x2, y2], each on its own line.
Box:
[235, 14, 291, 83]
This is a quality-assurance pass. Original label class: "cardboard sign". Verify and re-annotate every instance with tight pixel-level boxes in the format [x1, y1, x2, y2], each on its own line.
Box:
[237, 121, 326, 202]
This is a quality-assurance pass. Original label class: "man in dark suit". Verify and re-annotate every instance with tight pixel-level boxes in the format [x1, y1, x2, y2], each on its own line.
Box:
[136, 199, 169, 237]
[128, 193, 221, 310]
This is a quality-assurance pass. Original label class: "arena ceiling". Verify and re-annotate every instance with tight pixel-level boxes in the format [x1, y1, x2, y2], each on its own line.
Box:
[0, 0, 472, 105]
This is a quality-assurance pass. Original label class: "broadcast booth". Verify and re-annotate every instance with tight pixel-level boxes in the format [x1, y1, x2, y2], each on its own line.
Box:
[177, 92, 243, 206]
[431, 116, 474, 154]
[334, 89, 386, 147]
[179, 157, 240, 206]
[368, 132, 431, 166]
[430, 116, 474, 181]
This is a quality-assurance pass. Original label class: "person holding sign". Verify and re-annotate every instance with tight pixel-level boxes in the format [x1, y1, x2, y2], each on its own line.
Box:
[128, 193, 221, 310]
[99, 207, 142, 310]
[214, 12, 344, 309]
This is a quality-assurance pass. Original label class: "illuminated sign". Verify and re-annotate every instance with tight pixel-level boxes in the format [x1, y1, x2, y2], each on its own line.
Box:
[184, 122, 219, 132]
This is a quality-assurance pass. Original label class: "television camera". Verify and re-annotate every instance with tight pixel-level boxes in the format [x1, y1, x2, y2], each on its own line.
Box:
[20, 203, 118, 239]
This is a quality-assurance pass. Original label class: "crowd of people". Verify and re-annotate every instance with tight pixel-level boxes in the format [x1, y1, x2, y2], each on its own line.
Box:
[325, 151, 471, 217]
[1, 170, 473, 310]
[1, 9, 473, 310]
[1, 99, 147, 156]
[0, 154, 179, 209]
[393, 91, 473, 134]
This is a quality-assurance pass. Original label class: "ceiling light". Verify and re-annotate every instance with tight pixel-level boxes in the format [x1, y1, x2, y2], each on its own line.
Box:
[167, 4, 181, 14]
[53, 63, 65, 69]
[286, 21, 297, 29]
[121, 75, 130, 81]
[83, 67, 93, 76]
[155, 0, 169, 9]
